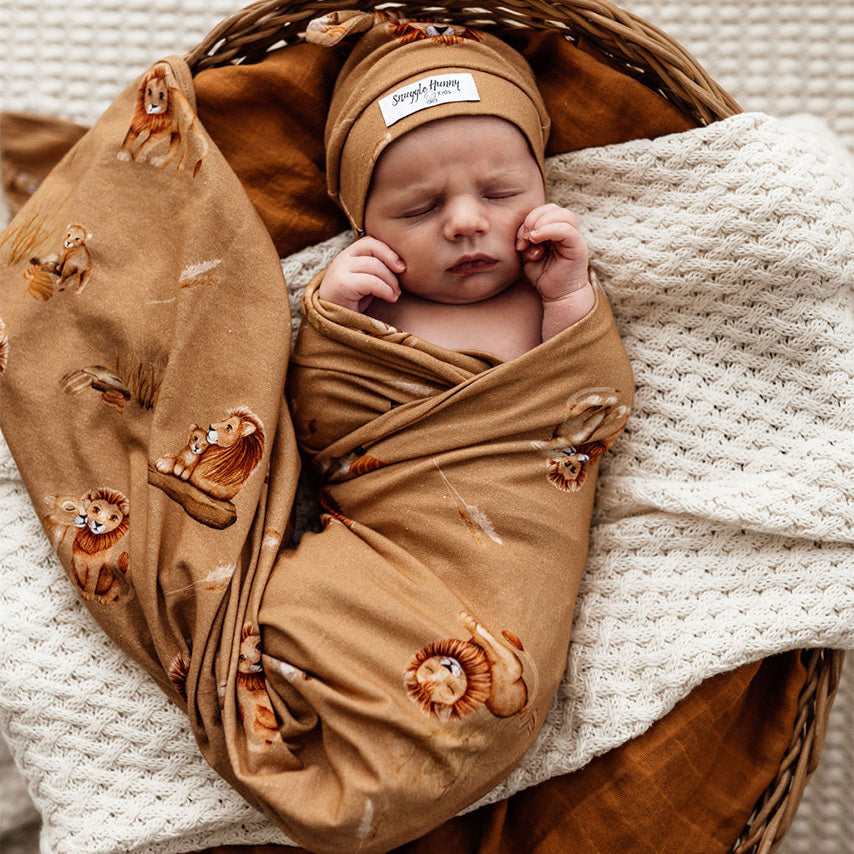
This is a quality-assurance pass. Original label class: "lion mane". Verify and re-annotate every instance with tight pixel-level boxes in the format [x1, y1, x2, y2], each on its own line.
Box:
[545, 440, 607, 492]
[0, 317, 7, 376]
[70, 487, 131, 604]
[190, 406, 265, 501]
[169, 650, 191, 702]
[388, 19, 482, 45]
[404, 638, 492, 720]
[73, 488, 131, 553]
[131, 65, 174, 137]
[118, 62, 207, 176]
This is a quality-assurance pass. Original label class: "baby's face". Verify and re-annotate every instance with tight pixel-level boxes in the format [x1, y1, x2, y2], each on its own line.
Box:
[363, 115, 545, 304]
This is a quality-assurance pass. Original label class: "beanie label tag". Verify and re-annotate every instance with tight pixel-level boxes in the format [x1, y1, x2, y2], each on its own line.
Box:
[379, 73, 480, 127]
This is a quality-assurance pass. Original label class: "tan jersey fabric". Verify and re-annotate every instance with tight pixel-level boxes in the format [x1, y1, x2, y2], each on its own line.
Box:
[0, 45, 631, 851]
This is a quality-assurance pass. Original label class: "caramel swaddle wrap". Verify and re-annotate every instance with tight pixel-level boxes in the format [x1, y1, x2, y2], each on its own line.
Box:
[0, 20, 631, 854]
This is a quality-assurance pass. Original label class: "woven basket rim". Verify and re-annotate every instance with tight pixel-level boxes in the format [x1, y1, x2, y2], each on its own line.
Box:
[731, 648, 846, 854]
[184, 0, 741, 127]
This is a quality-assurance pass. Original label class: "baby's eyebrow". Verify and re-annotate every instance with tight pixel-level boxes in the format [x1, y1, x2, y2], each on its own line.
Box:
[381, 182, 440, 203]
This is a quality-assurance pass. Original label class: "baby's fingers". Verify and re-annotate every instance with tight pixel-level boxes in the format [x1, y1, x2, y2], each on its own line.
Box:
[521, 243, 545, 262]
[525, 220, 583, 255]
[349, 236, 406, 274]
[348, 255, 402, 301]
[524, 203, 580, 230]
[518, 205, 579, 243]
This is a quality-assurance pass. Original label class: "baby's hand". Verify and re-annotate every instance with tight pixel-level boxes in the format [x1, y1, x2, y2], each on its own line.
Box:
[516, 204, 589, 302]
[318, 236, 405, 313]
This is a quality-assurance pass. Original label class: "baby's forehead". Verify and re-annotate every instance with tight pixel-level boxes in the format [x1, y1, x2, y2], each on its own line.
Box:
[372, 115, 537, 175]
[402, 113, 528, 143]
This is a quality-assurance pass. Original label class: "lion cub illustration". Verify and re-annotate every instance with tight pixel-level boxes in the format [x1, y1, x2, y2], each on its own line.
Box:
[42, 493, 87, 549]
[542, 442, 608, 492]
[405, 611, 536, 725]
[155, 407, 264, 501]
[118, 62, 207, 176]
[161, 423, 209, 480]
[70, 488, 131, 604]
[56, 225, 93, 292]
[26, 225, 93, 297]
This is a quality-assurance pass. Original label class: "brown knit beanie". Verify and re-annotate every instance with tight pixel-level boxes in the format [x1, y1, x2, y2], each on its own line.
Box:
[307, 11, 551, 232]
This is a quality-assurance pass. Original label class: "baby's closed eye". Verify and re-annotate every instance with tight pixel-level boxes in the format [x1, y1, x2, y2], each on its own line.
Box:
[482, 188, 523, 200]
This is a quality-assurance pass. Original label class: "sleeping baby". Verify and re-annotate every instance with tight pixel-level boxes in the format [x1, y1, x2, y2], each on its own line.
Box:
[314, 12, 596, 360]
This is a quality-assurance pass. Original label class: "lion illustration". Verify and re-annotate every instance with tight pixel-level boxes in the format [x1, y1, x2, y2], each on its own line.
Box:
[0, 317, 7, 376]
[533, 387, 629, 492]
[70, 487, 131, 604]
[157, 406, 264, 502]
[22, 253, 60, 300]
[42, 493, 87, 549]
[236, 624, 286, 751]
[155, 422, 208, 480]
[26, 225, 93, 296]
[56, 225, 93, 292]
[553, 388, 630, 447]
[542, 441, 608, 492]
[321, 444, 384, 480]
[388, 19, 482, 45]
[117, 62, 207, 176]
[306, 11, 481, 46]
[169, 649, 191, 703]
[405, 611, 535, 722]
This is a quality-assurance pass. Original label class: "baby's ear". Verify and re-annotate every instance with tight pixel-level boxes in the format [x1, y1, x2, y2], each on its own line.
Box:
[306, 10, 376, 46]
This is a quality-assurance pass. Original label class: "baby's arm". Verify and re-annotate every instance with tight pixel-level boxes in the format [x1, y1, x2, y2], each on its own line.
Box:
[516, 204, 595, 341]
[319, 236, 405, 313]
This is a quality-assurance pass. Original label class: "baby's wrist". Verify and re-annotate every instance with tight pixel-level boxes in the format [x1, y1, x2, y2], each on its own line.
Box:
[540, 278, 596, 339]
[540, 273, 592, 304]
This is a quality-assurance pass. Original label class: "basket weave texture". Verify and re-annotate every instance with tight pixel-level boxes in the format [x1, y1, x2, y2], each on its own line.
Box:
[185, 3, 844, 852]
[185, 0, 740, 125]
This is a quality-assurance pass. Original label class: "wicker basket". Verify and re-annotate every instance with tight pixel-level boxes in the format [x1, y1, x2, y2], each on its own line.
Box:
[185, 0, 741, 124]
[185, 3, 845, 852]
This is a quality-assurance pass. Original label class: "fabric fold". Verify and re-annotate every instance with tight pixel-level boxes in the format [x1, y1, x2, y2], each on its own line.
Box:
[225, 275, 632, 851]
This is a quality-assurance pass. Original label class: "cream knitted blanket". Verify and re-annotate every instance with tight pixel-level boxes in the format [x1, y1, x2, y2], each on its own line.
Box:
[1, 112, 852, 854]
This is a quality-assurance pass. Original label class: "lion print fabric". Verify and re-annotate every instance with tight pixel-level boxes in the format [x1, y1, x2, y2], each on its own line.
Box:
[0, 54, 631, 854]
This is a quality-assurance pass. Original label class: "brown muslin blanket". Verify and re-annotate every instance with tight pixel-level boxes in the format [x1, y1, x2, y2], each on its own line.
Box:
[0, 52, 632, 853]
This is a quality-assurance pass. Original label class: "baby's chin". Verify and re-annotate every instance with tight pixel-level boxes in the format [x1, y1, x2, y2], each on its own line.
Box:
[413, 276, 523, 305]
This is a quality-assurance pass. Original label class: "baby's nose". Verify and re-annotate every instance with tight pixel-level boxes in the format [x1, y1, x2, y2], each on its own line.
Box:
[444, 198, 488, 239]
